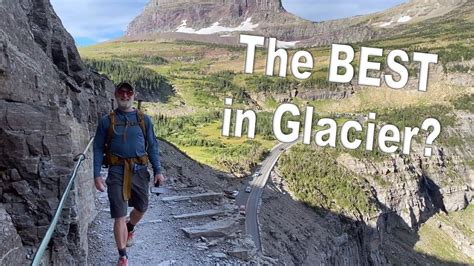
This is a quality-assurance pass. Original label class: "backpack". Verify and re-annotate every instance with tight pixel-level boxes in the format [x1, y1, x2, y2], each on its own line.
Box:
[103, 110, 148, 167]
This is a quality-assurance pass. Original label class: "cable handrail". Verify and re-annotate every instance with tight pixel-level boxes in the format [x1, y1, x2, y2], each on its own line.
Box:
[31, 137, 95, 266]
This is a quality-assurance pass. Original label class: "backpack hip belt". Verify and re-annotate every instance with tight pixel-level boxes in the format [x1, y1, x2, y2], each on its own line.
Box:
[108, 153, 149, 201]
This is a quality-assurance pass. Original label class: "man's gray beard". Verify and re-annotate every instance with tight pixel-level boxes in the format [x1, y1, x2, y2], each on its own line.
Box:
[117, 99, 133, 110]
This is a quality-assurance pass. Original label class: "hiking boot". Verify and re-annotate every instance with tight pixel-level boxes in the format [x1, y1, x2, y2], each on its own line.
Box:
[118, 256, 128, 266]
[126, 230, 135, 247]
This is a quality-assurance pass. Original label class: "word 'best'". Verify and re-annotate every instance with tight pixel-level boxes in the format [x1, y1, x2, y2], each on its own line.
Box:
[240, 34, 439, 91]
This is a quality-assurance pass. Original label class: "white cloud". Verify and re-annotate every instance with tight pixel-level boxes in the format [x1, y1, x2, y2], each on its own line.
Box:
[50, 0, 148, 42]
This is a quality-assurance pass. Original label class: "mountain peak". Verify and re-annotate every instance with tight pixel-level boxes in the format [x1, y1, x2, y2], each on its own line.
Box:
[126, 0, 287, 37]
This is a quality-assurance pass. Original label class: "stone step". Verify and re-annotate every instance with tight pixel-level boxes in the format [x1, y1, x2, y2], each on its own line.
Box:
[173, 209, 226, 219]
[161, 192, 223, 202]
[181, 217, 243, 238]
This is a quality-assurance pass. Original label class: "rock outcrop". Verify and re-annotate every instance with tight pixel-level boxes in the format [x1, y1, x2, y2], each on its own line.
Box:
[0, 0, 114, 264]
[336, 112, 474, 229]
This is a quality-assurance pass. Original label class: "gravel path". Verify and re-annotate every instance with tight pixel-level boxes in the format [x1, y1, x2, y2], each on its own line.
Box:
[88, 186, 246, 265]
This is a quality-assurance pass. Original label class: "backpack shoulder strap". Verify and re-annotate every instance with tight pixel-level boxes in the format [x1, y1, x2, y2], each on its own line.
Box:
[106, 111, 115, 148]
[137, 110, 148, 150]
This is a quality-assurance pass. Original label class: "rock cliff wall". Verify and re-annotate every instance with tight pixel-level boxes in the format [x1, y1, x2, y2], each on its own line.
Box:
[262, 109, 473, 263]
[0, 0, 114, 264]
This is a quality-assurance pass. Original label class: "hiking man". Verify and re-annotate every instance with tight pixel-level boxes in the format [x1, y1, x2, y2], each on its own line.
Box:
[93, 82, 165, 266]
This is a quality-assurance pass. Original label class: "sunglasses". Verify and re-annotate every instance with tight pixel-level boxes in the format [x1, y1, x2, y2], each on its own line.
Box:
[115, 89, 134, 97]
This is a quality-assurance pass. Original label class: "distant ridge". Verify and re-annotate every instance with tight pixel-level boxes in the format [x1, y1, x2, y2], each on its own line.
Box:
[124, 0, 468, 47]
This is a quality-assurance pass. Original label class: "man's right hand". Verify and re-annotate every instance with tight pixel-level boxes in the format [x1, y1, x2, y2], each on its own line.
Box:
[94, 177, 106, 192]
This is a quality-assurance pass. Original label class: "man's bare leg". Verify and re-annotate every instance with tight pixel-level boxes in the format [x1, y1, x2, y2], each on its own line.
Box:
[114, 217, 128, 251]
[129, 208, 145, 225]
[125, 209, 145, 247]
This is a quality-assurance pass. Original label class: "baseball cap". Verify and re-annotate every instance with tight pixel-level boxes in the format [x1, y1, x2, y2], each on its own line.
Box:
[115, 81, 134, 92]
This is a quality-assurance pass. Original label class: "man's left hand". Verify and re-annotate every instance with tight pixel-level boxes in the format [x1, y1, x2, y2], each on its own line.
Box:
[154, 173, 165, 187]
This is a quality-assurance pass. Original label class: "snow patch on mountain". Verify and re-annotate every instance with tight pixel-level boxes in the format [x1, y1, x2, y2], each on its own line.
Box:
[378, 15, 412, 27]
[176, 18, 259, 35]
[277, 40, 299, 48]
[397, 15, 412, 23]
[379, 21, 393, 27]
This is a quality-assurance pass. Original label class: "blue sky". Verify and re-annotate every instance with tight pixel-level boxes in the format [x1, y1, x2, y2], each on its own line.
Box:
[51, 0, 406, 47]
